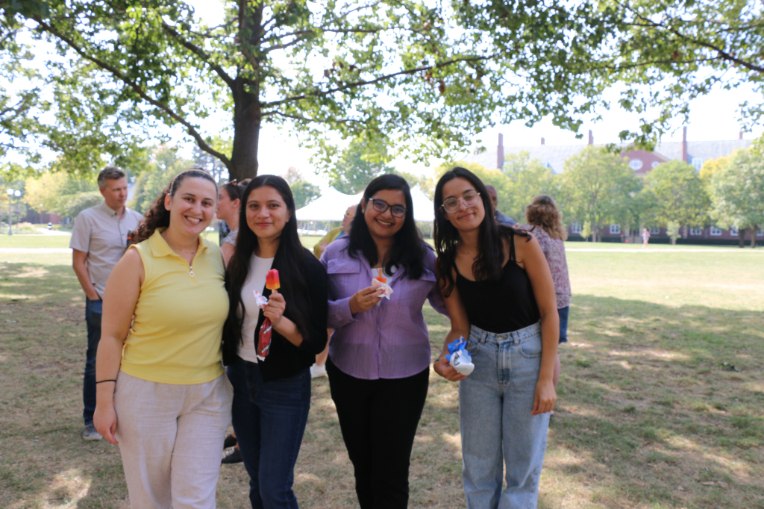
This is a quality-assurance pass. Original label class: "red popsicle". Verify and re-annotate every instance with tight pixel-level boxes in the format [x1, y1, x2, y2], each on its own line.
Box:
[266, 269, 280, 290]
[374, 268, 386, 284]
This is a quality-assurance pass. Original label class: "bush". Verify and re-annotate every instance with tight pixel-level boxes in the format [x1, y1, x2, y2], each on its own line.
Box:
[15, 222, 37, 234]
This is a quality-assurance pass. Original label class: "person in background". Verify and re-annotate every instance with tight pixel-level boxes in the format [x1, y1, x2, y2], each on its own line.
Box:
[642, 227, 651, 249]
[223, 176, 328, 508]
[312, 204, 355, 259]
[432, 167, 557, 509]
[321, 174, 448, 509]
[217, 181, 243, 265]
[523, 195, 571, 388]
[69, 165, 144, 441]
[93, 169, 232, 508]
[485, 184, 516, 226]
[310, 204, 356, 378]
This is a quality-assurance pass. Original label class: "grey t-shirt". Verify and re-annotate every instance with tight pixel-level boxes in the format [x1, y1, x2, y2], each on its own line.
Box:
[69, 202, 144, 297]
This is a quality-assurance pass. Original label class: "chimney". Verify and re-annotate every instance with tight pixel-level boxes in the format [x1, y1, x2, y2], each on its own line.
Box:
[541, 137, 545, 145]
[497, 133, 504, 170]
[681, 126, 688, 162]
[588, 130, 593, 145]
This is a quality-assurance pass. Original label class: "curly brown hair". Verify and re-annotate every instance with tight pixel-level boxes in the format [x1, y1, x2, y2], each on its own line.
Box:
[525, 195, 567, 240]
[134, 169, 217, 243]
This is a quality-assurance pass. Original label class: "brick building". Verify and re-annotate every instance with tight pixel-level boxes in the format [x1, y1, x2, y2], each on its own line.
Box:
[464, 129, 759, 244]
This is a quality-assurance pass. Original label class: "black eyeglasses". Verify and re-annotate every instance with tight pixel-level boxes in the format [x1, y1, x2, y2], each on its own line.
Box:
[367, 198, 406, 218]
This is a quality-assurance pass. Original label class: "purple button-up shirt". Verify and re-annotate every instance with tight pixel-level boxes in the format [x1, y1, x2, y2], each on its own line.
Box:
[321, 237, 448, 380]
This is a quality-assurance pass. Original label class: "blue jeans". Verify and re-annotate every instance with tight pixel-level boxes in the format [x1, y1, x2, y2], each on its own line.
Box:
[558, 306, 569, 343]
[83, 298, 102, 426]
[228, 356, 311, 509]
[459, 322, 550, 509]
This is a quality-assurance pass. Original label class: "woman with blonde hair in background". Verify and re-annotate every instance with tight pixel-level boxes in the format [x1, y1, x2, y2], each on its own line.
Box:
[523, 194, 571, 388]
[94, 169, 232, 508]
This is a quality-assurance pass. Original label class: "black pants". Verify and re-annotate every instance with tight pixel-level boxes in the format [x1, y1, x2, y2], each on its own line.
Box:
[327, 358, 429, 509]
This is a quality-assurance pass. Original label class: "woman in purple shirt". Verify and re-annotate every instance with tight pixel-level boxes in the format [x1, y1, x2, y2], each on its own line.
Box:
[320, 174, 447, 509]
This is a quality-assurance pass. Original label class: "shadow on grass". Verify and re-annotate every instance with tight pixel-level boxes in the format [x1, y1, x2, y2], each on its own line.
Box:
[1, 262, 763, 508]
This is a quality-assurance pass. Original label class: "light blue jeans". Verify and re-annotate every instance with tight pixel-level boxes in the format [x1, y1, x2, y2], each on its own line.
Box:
[459, 322, 550, 509]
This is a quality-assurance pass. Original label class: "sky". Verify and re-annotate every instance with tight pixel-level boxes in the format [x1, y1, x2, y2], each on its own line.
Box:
[179, 0, 763, 188]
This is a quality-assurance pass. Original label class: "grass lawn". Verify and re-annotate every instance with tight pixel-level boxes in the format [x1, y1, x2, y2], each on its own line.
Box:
[1, 241, 762, 508]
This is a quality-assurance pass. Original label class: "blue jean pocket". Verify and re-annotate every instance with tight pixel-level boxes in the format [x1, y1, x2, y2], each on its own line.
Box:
[519, 335, 542, 358]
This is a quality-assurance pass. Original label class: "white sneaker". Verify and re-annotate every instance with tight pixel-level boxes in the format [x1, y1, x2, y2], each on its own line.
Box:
[81, 423, 103, 441]
[310, 364, 327, 378]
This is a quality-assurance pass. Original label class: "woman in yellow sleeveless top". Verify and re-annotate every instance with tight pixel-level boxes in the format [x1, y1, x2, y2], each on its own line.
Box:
[94, 170, 232, 509]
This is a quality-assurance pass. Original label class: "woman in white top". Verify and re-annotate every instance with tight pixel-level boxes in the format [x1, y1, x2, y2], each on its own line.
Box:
[222, 175, 328, 508]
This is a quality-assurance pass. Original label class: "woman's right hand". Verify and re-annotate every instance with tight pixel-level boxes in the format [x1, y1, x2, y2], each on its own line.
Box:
[349, 286, 385, 314]
[94, 401, 119, 445]
[433, 357, 467, 382]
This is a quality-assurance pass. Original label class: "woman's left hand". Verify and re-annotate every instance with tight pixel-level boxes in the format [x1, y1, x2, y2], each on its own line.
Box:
[532, 379, 556, 415]
[264, 290, 286, 327]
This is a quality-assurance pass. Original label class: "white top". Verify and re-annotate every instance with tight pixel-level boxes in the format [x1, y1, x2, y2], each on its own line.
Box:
[69, 202, 144, 297]
[238, 255, 275, 363]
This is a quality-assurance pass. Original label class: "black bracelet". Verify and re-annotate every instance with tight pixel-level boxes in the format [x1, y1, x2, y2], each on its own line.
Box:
[95, 379, 117, 384]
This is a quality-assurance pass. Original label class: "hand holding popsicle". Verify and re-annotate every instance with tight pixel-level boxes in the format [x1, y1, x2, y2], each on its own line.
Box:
[263, 270, 285, 326]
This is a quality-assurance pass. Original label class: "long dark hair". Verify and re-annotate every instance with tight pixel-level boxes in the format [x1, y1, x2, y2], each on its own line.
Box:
[347, 174, 425, 279]
[135, 169, 217, 243]
[224, 175, 309, 349]
[433, 167, 529, 297]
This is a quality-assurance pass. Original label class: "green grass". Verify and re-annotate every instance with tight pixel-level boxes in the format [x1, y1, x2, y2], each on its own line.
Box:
[1, 240, 763, 508]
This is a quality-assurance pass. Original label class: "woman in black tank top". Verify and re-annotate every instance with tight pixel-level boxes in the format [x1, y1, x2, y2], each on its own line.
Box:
[431, 167, 559, 509]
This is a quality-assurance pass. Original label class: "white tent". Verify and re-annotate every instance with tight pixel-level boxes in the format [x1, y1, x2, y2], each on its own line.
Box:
[295, 186, 434, 222]
[295, 188, 363, 222]
[410, 187, 434, 222]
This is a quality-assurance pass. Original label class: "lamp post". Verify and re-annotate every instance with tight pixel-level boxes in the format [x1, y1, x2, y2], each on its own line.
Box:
[7, 189, 21, 235]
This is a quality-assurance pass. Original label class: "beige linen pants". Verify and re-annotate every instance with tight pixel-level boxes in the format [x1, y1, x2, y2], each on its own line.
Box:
[114, 371, 233, 509]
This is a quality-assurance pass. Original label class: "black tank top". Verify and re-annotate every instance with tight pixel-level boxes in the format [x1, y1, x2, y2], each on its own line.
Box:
[455, 233, 540, 333]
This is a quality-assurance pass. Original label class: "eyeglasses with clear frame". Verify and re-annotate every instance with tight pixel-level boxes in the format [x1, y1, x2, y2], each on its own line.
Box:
[441, 191, 481, 214]
[367, 198, 406, 218]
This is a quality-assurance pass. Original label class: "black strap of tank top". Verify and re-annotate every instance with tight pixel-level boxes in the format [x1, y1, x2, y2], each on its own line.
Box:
[509, 231, 516, 263]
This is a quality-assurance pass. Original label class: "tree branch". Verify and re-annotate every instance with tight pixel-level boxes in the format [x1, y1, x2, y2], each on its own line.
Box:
[31, 16, 232, 169]
[619, 2, 764, 74]
[161, 21, 235, 88]
[262, 34, 312, 52]
[264, 110, 365, 125]
[263, 54, 497, 108]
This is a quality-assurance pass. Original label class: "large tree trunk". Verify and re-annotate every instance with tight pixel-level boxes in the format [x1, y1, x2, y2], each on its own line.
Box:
[228, 1, 263, 182]
[739, 228, 747, 248]
[230, 80, 261, 181]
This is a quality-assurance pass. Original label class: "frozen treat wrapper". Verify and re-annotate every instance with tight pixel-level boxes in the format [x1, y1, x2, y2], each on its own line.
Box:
[257, 317, 272, 361]
[371, 277, 393, 299]
[253, 290, 268, 308]
[446, 337, 474, 376]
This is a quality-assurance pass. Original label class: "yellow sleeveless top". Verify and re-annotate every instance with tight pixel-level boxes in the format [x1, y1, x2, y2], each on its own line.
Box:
[120, 229, 228, 384]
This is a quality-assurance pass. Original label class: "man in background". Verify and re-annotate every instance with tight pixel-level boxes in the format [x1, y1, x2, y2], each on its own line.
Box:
[485, 184, 516, 226]
[69, 166, 144, 440]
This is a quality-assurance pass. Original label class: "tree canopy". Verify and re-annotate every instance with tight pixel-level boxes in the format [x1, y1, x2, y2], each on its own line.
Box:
[0, 0, 625, 180]
[559, 146, 641, 242]
[708, 149, 764, 245]
[2, 0, 763, 182]
[643, 160, 710, 230]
